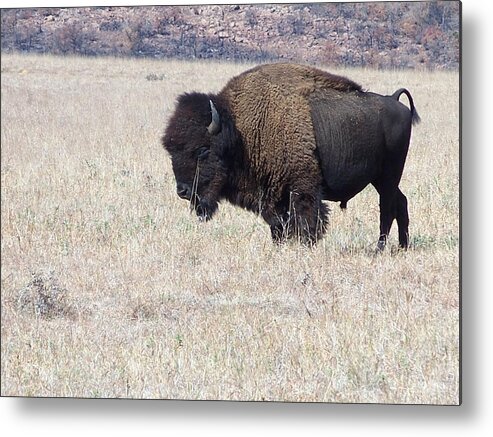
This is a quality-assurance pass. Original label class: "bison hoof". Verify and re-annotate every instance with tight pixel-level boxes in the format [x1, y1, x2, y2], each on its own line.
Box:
[376, 239, 386, 252]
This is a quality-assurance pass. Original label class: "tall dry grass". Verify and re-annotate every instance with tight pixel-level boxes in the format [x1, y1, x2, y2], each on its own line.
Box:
[1, 53, 459, 403]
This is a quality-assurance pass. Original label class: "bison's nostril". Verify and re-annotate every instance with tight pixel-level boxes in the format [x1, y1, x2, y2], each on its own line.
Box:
[177, 182, 191, 199]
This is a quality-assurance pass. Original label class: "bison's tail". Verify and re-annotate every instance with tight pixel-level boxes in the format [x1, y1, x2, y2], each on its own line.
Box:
[392, 88, 421, 126]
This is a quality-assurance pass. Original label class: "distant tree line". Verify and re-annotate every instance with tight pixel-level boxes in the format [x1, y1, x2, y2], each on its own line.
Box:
[0, 3, 460, 69]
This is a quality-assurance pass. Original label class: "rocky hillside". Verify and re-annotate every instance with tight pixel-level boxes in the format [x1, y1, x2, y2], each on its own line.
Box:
[1, 2, 460, 69]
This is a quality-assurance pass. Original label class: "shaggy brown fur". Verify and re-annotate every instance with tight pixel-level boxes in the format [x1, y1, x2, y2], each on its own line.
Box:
[216, 63, 361, 241]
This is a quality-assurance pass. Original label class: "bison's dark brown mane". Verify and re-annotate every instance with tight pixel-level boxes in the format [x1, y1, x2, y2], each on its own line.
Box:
[175, 92, 215, 125]
[162, 92, 216, 154]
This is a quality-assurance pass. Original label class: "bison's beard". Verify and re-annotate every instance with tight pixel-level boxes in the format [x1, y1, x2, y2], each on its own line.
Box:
[190, 173, 225, 222]
[193, 197, 218, 222]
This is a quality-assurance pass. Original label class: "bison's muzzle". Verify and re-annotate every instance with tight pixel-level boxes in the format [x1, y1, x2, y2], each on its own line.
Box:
[176, 182, 192, 200]
[176, 180, 218, 222]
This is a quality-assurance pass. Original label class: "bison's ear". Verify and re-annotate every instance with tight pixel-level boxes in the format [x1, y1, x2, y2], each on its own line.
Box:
[207, 100, 221, 135]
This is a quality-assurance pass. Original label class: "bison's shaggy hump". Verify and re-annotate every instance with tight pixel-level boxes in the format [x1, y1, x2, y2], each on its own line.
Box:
[224, 63, 362, 95]
[218, 63, 324, 208]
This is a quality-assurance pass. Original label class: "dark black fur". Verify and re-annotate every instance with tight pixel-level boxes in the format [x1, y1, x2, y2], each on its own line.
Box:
[310, 87, 420, 248]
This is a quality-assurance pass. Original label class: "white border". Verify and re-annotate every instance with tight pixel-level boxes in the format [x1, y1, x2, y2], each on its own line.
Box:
[2, 0, 492, 436]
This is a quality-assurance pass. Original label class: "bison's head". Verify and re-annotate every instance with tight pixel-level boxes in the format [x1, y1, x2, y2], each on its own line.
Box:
[162, 93, 237, 221]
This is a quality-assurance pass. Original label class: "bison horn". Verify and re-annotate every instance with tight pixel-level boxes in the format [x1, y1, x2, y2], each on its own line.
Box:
[207, 100, 221, 135]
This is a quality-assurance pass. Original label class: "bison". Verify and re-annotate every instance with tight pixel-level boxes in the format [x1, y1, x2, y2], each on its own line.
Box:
[162, 63, 420, 248]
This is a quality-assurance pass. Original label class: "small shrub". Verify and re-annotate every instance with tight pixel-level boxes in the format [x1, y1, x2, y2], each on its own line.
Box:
[145, 73, 166, 81]
[130, 302, 157, 321]
[17, 271, 74, 320]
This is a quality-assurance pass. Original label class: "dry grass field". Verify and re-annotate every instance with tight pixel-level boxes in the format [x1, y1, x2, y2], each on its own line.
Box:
[1, 53, 459, 403]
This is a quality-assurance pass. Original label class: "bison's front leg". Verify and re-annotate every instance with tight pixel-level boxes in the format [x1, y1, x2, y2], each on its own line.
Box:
[270, 222, 288, 243]
[267, 193, 328, 245]
[267, 210, 292, 244]
[290, 193, 328, 245]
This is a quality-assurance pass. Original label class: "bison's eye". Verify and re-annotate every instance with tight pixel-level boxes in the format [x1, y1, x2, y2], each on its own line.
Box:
[197, 146, 210, 161]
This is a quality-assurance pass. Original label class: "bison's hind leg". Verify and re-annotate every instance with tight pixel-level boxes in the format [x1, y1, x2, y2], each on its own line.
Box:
[395, 188, 409, 248]
[373, 182, 409, 251]
[373, 181, 397, 251]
